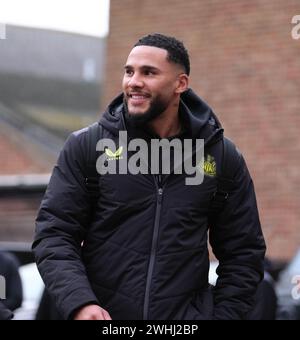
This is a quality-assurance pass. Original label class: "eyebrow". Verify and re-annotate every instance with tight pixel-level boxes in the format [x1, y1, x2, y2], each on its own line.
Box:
[124, 65, 161, 72]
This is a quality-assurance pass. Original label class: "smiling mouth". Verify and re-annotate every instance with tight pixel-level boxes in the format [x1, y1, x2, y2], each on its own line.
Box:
[128, 93, 151, 105]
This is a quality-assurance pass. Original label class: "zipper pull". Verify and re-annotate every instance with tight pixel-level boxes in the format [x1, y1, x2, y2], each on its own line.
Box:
[158, 188, 163, 203]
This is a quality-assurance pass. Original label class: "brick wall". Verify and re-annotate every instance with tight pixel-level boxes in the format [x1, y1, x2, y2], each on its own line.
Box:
[104, 0, 300, 260]
[0, 122, 55, 175]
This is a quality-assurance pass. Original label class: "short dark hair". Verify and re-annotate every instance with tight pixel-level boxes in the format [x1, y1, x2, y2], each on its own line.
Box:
[134, 33, 190, 76]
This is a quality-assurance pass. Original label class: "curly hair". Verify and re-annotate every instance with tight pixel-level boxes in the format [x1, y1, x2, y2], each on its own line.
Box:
[134, 33, 190, 75]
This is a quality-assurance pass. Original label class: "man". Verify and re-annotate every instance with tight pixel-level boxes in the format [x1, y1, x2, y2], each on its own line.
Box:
[33, 33, 266, 320]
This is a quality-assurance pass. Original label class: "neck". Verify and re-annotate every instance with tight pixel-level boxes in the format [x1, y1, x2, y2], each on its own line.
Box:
[148, 102, 181, 138]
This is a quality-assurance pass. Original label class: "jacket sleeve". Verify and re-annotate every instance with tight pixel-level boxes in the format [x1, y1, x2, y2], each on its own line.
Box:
[209, 150, 266, 320]
[32, 132, 99, 320]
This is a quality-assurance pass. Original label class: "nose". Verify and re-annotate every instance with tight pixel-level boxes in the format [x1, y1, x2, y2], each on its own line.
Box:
[128, 72, 144, 88]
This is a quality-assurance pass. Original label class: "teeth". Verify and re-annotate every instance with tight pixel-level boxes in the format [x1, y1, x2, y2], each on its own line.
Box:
[129, 94, 148, 99]
[132, 95, 145, 99]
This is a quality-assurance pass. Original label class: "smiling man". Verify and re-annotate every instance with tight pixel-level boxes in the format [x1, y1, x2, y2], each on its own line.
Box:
[33, 33, 266, 320]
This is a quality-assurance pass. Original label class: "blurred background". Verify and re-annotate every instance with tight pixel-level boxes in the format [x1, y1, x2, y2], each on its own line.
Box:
[0, 0, 299, 319]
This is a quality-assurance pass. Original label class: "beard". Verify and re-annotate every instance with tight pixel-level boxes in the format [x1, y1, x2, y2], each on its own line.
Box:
[123, 94, 169, 127]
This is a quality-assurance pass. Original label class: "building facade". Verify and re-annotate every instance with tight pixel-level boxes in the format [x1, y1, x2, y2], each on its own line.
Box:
[0, 26, 105, 242]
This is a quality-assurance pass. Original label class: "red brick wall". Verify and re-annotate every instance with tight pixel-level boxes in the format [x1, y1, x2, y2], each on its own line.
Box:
[104, 0, 300, 260]
[0, 123, 55, 175]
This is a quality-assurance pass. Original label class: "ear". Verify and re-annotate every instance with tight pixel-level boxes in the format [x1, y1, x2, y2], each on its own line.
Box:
[175, 73, 189, 94]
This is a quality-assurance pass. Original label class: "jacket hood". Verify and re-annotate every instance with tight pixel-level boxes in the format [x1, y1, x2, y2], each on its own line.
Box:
[99, 88, 223, 143]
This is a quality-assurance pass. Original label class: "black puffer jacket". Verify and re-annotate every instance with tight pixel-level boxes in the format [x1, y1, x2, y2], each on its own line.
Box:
[33, 89, 266, 320]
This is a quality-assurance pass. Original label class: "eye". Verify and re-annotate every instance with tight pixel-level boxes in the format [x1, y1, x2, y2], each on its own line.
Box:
[125, 69, 133, 76]
[144, 70, 155, 76]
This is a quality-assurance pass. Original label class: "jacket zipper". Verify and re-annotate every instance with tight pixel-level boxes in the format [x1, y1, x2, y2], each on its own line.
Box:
[142, 132, 220, 319]
[143, 177, 163, 320]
